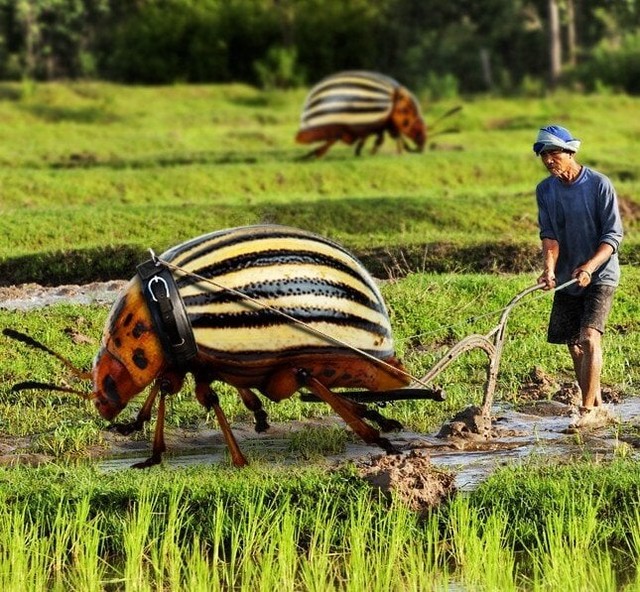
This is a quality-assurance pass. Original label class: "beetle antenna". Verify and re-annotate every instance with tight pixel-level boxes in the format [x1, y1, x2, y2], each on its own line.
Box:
[11, 381, 91, 399]
[429, 105, 462, 130]
[2, 328, 92, 380]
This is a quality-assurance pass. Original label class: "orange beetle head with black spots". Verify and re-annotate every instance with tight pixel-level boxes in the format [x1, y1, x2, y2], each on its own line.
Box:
[92, 277, 166, 420]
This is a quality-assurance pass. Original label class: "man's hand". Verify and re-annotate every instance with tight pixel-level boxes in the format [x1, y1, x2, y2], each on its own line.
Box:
[572, 267, 592, 287]
[538, 269, 556, 290]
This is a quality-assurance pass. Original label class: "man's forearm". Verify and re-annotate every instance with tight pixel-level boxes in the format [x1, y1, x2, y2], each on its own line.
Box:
[541, 238, 559, 273]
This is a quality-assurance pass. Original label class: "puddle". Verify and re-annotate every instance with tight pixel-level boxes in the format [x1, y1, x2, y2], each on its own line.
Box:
[98, 397, 640, 492]
[3, 282, 638, 492]
[0, 281, 127, 310]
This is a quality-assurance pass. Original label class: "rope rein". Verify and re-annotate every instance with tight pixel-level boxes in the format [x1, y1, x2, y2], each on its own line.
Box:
[404, 278, 578, 343]
[151, 250, 575, 390]
[154, 253, 431, 387]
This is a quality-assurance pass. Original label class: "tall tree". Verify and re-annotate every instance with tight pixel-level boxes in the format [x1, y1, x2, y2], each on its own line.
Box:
[548, 0, 562, 86]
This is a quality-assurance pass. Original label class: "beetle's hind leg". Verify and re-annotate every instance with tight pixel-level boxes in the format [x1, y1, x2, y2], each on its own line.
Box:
[237, 387, 270, 432]
[299, 139, 337, 160]
[338, 394, 403, 433]
[362, 407, 403, 433]
[296, 370, 401, 455]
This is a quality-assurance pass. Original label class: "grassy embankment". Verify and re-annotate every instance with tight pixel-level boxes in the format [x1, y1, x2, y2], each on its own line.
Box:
[1, 82, 638, 282]
[0, 82, 639, 588]
[1, 461, 640, 590]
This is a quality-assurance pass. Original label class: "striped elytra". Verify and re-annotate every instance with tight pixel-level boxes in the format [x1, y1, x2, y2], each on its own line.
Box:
[81, 223, 419, 467]
[8, 226, 435, 467]
[162, 224, 396, 364]
[298, 71, 397, 131]
[295, 71, 426, 158]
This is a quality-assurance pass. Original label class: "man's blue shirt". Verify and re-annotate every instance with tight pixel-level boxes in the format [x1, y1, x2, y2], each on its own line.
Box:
[536, 166, 623, 296]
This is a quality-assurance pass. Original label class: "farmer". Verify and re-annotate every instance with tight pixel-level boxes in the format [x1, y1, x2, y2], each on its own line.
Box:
[533, 124, 623, 429]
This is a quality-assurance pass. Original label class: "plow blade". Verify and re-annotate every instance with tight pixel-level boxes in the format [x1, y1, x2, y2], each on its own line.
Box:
[300, 387, 445, 404]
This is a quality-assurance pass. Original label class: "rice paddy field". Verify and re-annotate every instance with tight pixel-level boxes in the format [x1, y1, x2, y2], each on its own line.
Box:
[1, 81, 640, 590]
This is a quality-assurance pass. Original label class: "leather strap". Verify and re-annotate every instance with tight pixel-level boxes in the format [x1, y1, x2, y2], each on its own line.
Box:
[137, 259, 197, 367]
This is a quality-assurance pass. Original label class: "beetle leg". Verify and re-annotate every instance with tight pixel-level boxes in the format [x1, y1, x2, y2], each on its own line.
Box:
[110, 380, 160, 435]
[354, 137, 367, 156]
[335, 393, 404, 433]
[312, 140, 336, 159]
[299, 139, 337, 159]
[296, 370, 400, 455]
[361, 407, 403, 433]
[131, 374, 183, 469]
[401, 138, 415, 152]
[370, 131, 385, 155]
[196, 383, 249, 467]
[237, 387, 270, 433]
[131, 390, 167, 469]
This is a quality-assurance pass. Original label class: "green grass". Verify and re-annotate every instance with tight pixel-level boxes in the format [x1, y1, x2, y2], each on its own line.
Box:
[0, 460, 640, 590]
[1, 81, 639, 589]
[0, 82, 639, 284]
[1, 268, 638, 459]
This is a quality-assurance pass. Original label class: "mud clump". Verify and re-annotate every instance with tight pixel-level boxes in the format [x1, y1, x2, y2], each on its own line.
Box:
[356, 450, 456, 514]
[517, 366, 623, 408]
[518, 366, 560, 401]
[436, 405, 493, 440]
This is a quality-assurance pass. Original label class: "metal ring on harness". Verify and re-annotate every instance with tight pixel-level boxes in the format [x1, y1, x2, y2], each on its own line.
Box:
[137, 259, 197, 367]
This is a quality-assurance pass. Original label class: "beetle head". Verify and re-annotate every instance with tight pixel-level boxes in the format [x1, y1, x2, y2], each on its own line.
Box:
[92, 277, 166, 420]
[392, 88, 426, 152]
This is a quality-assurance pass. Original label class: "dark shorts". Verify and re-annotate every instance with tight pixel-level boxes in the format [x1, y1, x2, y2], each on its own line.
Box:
[547, 284, 616, 344]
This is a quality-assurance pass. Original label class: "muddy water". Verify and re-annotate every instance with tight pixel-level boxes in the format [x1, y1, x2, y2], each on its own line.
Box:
[3, 283, 639, 490]
[99, 398, 640, 491]
[0, 281, 128, 310]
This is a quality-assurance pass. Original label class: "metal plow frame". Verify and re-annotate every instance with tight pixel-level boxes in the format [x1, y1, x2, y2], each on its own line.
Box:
[301, 283, 544, 416]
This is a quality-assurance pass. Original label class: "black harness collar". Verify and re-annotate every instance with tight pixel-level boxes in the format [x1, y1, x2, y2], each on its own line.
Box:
[137, 259, 197, 367]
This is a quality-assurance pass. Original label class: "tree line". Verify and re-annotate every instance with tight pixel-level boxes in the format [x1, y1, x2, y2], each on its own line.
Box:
[0, 0, 639, 95]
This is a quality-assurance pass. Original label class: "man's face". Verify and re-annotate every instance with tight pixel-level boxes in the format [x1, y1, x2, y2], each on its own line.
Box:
[540, 148, 574, 178]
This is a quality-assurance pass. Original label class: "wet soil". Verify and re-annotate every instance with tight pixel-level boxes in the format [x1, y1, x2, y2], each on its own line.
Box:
[0, 281, 128, 311]
[0, 363, 638, 513]
[2, 284, 639, 513]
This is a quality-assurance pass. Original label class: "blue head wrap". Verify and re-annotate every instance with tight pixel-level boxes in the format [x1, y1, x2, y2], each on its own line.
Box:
[533, 125, 581, 156]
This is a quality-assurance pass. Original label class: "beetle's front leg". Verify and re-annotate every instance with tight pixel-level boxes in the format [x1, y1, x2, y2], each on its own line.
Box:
[110, 381, 160, 436]
[131, 374, 183, 469]
[131, 390, 167, 469]
[370, 131, 385, 155]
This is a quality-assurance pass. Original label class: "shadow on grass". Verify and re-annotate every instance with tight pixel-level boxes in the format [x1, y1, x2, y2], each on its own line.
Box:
[2, 241, 638, 287]
[44, 149, 306, 169]
[0, 245, 146, 287]
[19, 103, 120, 125]
[0, 242, 541, 287]
[2, 194, 638, 286]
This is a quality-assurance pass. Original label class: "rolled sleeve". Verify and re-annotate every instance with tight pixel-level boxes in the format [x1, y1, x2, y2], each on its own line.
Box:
[599, 183, 624, 253]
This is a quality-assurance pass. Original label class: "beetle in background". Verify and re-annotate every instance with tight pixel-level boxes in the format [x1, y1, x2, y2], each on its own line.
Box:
[5, 225, 443, 468]
[295, 70, 426, 159]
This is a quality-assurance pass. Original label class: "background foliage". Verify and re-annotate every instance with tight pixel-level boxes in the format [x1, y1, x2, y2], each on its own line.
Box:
[1, 0, 640, 95]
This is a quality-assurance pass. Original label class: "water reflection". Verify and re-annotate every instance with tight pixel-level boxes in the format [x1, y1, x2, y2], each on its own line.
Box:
[99, 397, 640, 491]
